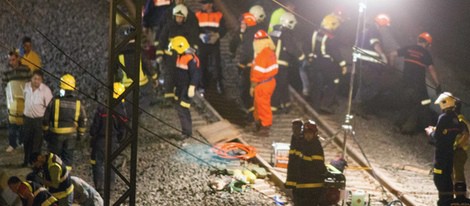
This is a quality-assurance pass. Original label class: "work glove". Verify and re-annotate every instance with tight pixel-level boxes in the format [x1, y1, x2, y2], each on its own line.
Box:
[341, 66, 347, 75]
[156, 56, 163, 64]
[188, 85, 196, 98]
[199, 33, 210, 44]
[435, 84, 442, 94]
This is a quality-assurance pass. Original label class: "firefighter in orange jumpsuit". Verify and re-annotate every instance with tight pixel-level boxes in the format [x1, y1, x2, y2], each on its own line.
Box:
[250, 30, 278, 133]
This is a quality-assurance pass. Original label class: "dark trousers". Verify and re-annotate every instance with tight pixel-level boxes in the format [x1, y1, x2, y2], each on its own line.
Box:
[8, 123, 23, 148]
[308, 59, 340, 110]
[175, 104, 192, 136]
[293, 188, 325, 206]
[434, 162, 454, 206]
[23, 117, 43, 164]
[355, 62, 384, 105]
[162, 56, 177, 100]
[47, 133, 76, 166]
[198, 43, 222, 90]
[91, 137, 117, 195]
[396, 85, 433, 133]
[271, 65, 290, 110]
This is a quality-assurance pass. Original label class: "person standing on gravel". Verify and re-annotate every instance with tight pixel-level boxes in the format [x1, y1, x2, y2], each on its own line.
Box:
[89, 82, 129, 196]
[452, 99, 470, 203]
[195, 0, 227, 94]
[425, 92, 462, 206]
[23, 70, 53, 167]
[391, 32, 440, 134]
[4, 51, 31, 153]
[43, 74, 87, 168]
[168, 36, 201, 140]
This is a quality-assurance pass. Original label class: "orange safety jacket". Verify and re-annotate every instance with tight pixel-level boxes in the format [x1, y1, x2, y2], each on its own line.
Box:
[175, 53, 201, 108]
[250, 47, 278, 83]
[195, 11, 223, 28]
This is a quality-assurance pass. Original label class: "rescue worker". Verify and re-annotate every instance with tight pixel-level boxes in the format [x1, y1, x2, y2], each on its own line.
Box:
[229, 12, 257, 57]
[267, 0, 295, 33]
[250, 30, 278, 134]
[269, 12, 305, 113]
[4, 51, 31, 152]
[285, 119, 303, 190]
[288, 120, 327, 206]
[70, 176, 104, 206]
[195, 0, 226, 94]
[157, 4, 199, 104]
[119, 27, 158, 110]
[425, 92, 462, 206]
[168, 36, 201, 140]
[20, 36, 42, 71]
[43, 74, 87, 167]
[30, 152, 74, 206]
[89, 82, 129, 196]
[142, 0, 172, 44]
[8, 176, 58, 206]
[390, 32, 440, 134]
[238, 7, 266, 119]
[453, 98, 470, 203]
[307, 14, 347, 114]
[354, 14, 390, 115]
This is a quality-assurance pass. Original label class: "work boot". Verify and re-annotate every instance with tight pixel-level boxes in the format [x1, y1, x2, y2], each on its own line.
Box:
[454, 182, 470, 203]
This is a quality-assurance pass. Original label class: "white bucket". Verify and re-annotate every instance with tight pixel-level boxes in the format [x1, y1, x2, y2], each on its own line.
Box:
[351, 190, 366, 206]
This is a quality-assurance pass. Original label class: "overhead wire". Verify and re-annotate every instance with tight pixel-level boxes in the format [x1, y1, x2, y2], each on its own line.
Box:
[1, 0, 214, 145]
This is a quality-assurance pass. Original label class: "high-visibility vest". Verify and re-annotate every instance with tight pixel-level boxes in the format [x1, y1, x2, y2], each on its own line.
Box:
[195, 11, 223, 28]
[118, 54, 149, 87]
[153, 0, 170, 6]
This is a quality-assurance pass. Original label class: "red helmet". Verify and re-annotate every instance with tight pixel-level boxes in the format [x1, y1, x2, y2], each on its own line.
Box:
[254, 30, 269, 39]
[418, 32, 432, 44]
[242, 12, 257, 27]
[375, 14, 390, 27]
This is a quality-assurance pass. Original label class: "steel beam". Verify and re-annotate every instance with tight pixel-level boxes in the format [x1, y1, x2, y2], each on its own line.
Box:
[106, 0, 141, 205]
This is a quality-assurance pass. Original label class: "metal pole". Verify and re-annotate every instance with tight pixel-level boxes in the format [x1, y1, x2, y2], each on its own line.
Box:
[106, 0, 141, 205]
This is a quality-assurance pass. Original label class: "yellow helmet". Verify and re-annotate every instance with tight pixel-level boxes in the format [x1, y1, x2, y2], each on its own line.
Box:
[435, 92, 457, 110]
[60, 74, 76, 91]
[321, 14, 341, 31]
[113, 82, 126, 99]
[169, 36, 190, 54]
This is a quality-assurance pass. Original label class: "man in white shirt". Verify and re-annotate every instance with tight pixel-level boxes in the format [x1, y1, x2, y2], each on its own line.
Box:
[23, 70, 52, 167]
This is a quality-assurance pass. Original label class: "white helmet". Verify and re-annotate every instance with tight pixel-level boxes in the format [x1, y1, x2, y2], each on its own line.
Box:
[280, 12, 297, 30]
[173, 4, 188, 18]
[249, 5, 266, 23]
[435, 92, 458, 110]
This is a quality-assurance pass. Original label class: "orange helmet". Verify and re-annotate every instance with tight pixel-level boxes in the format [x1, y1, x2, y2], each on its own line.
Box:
[254, 30, 269, 39]
[375, 14, 390, 27]
[418, 32, 432, 44]
[242, 12, 257, 27]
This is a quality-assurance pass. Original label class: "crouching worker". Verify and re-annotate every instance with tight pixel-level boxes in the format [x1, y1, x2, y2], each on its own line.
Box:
[8, 175, 58, 206]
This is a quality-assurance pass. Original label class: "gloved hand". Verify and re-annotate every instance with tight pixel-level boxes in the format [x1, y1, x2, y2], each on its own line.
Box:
[435, 84, 442, 94]
[249, 86, 255, 97]
[237, 64, 246, 75]
[188, 85, 196, 98]
[341, 66, 347, 75]
[199, 33, 210, 44]
[307, 53, 315, 63]
[207, 32, 220, 44]
[156, 56, 163, 64]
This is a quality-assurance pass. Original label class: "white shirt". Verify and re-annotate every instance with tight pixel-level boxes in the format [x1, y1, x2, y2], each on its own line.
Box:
[23, 82, 53, 118]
